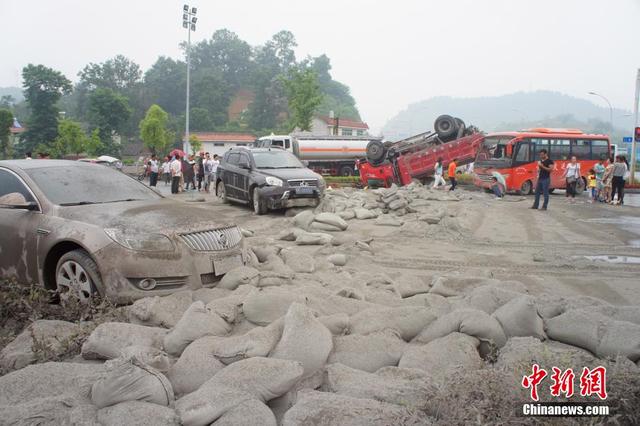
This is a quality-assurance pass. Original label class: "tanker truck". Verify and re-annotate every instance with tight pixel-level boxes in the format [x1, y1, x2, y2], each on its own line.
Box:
[254, 134, 382, 176]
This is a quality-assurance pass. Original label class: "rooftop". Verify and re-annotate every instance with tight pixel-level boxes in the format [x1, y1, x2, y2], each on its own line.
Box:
[318, 116, 369, 130]
[186, 132, 256, 143]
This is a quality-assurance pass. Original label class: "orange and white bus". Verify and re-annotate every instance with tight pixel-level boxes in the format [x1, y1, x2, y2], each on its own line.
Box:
[473, 128, 611, 194]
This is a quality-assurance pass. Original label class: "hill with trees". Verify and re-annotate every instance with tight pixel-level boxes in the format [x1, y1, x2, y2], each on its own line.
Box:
[382, 91, 634, 146]
[2, 29, 361, 159]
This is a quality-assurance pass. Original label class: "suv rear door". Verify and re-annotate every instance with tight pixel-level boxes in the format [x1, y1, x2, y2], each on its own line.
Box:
[223, 152, 241, 199]
[235, 152, 252, 202]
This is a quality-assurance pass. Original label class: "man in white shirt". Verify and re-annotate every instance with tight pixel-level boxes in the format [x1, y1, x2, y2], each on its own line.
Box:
[148, 154, 159, 187]
[162, 159, 171, 185]
[170, 155, 182, 194]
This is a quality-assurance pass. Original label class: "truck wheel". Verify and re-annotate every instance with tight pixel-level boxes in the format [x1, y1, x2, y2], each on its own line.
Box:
[520, 180, 533, 195]
[434, 115, 457, 141]
[366, 140, 386, 164]
[252, 187, 268, 215]
[339, 165, 354, 176]
[217, 181, 228, 203]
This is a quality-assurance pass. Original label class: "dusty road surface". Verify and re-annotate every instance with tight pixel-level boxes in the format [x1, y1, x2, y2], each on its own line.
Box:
[1, 181, 639, 425]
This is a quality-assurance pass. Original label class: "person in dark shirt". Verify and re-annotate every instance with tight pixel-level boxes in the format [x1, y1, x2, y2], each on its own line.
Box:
[531, 149, 554, 210]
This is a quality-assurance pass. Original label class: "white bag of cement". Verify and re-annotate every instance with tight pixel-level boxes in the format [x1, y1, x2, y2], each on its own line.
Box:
[82, 322, 168, 360]
[314, 212, 348, 231]
[280, 248, 315, 273]
[393, 275, 432, 298]
[0, 319, 81, 371]
[327, 253, 347, 266]
[205, 285, 253, 323]
[218, 266, 260, 290]
[325, 363, 437, 412]
[210, 317, 284, 364]
[293, 210, 316, 230]
[350, 306, 438, 341]
[492, 295, 546, 339]
[399, 333, 482, 384]
[282, 390, 429, 426]
[309, 221, 343, 232]
[91, 356, 174, 409]
[258, 270, 295, 287]
[338, 210, 356, 220]
[243, 287, 307, 326]
[295, 231, 333, 245]
[191, 287, 231, 304]
[176, 386, 257, 426]
[166, 337, 226, 396]
[0, 396, 97, 426]
[97, 401, 180, 426]
[213, 398, 276, 426]
[354, 208, 377, 220]
[318, 313, 350, 335]
[413, 308, 507, 348]
[270, 303, 333, 378]
[461, 285, 524, 314]
[163, 301, 231, 357]
[328, 330, 407, 372]
[128, 291, 193, 328]
[119, 345, 172, 372]
[252, 246, 279, 263]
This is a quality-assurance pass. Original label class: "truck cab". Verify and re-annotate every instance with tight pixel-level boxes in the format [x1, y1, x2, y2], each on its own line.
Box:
[256, 135, 293, 152]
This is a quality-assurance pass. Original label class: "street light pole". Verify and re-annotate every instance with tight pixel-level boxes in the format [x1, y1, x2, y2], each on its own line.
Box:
[631, 69, 640, 185]
[182, 5, 197, 154]
[588, 91, 613, 134]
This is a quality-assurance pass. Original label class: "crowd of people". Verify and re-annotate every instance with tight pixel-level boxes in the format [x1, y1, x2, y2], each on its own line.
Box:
[143, 152, 220, 195]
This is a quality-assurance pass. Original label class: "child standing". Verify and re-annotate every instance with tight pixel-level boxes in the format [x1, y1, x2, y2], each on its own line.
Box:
[587, 169, 597, 203]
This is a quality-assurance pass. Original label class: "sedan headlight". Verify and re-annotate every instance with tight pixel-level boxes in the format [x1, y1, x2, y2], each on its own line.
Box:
[265, 176, 283, 187]
[104, 228, 175, 252]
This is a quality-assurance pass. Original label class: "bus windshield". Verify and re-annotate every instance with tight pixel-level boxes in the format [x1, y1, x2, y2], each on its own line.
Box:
[475, 136, 516, 166]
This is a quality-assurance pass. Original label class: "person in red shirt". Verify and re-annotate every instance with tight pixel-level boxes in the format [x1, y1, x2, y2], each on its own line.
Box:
[448, 158, 457, 191]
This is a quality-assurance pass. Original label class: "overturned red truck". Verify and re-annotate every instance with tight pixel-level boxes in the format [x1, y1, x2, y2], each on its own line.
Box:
[358, 115, 484, 188]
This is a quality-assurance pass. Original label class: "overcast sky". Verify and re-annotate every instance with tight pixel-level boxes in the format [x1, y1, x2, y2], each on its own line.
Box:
[1, 0, 639, 132]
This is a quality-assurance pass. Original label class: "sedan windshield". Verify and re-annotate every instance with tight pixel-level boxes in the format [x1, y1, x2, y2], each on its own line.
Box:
[26, 165, 161, 205]
[252, 151, 303, 169]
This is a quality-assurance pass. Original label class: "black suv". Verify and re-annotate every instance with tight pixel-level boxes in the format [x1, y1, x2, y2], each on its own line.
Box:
[215, 147, 325, 214]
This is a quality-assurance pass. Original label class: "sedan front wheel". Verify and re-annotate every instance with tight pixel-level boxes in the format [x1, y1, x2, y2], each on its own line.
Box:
[56, 249, 101, 304]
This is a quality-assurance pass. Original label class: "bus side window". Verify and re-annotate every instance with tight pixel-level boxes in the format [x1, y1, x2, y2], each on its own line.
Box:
[571, 140, 591, 160]
[591, 139, 609, 160]
[549, 139, 570, 160]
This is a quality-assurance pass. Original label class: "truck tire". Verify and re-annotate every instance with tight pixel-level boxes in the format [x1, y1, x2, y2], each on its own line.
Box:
[434, 115, 457, 141]
[366, 140, 386, 164]
[339, 165, 354, 176]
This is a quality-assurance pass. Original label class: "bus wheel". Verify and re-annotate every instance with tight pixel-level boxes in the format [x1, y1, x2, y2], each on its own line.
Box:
[548, 188, 555, 194]
[520, 180, 533, 195]
[339, 165, 354, 176]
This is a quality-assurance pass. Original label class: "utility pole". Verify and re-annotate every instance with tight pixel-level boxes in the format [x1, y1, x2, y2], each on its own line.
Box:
[182, 5, 197, 154]
[588, 91, 613, 134]
[631, 68, 639, 185]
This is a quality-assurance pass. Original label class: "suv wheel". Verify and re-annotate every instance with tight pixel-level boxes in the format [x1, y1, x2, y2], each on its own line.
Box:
[253, 187, 268, 215]
[217, 181, 228, 203]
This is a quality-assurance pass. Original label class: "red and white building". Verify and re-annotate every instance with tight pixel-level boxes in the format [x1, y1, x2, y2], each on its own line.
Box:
[183, 132, 256, 157]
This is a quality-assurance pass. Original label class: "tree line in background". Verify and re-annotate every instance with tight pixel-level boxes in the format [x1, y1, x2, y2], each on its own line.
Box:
[0, 29, 360, 159]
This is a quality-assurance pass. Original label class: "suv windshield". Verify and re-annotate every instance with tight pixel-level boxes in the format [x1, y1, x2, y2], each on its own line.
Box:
[26, 165, 161, 205]
[252, 151, 303, 169]
[475, 136, 516, 166]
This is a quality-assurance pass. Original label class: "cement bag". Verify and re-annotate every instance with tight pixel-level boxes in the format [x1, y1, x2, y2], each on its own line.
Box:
[544, 310, 604, 355]
[309, 221, 343, 232]
[210, 317, 284, 364]
[318, 313, 350, 335]
[536, 294, 611, 319]
[293, 210, 315, 230]
[282, 390, 429, 426]
[163, 301, 231, 357]
[591, 305, 640, 325]
[97, 401, 180, 426]
[596, 319, 640, 361]
[0, 396, 97, 426]
[412, 308, 507, 348]
[191, 287, 231, 304]
[270, 303, 333, 378]
[119, 345, 172, 373]
[205, 285, 253, 323]
[350, 306, 438, 341]
[338, 210, 356, 220]
[399, 333, 482, 385]
[258, 270, 295, 287]
[295, 231, 333, 246]
[328, 330, 407, 373]
[313, 212, 348, 231]
[210, 357, 304, 402]
[280, 248, 315, 273]
[325, 363, 437, 412]
[213, 398, 276, 426]
[218, 266, 260, 290]
[128, 291, 193, 328]
[354, 208, 377, 220]
[394, 275, 433, 298]
[91, 356, 174, 409]
[243, 287, 307, 326]
[166, 337, 226, 396]
[82, 322, 168, 360]
[461, 285, 523, 314]
[176, 386, 257, 426]
[492, 295, 546, 339]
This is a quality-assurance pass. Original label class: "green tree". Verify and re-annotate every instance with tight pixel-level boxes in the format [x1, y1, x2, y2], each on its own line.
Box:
[78, 55, 142, 91]
[139, 104, 173, 156]
[189, 107, 213, 131]
[0, 95, 15, 109]
[267, 30, 297, 72]
[21, 64, 72, 154]
[282, 68, 323, 131]
[143, 56, 186, 116]
[189, 134, 202, 155]
[88, 88, 132, 155]
[86, 128, 104, 156]
[190, 71, 231, 127]
[53, 119, 88, 157]
[0, 108, 13, 159]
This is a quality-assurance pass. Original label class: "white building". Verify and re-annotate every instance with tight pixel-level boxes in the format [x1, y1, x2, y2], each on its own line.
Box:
[293, 116, 370, 137]
[183, 132, 256, 157]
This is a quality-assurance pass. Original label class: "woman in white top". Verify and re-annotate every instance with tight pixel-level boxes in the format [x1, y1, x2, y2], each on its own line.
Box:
[432, 157, 446, 189]
[563, 156, 581, 203]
